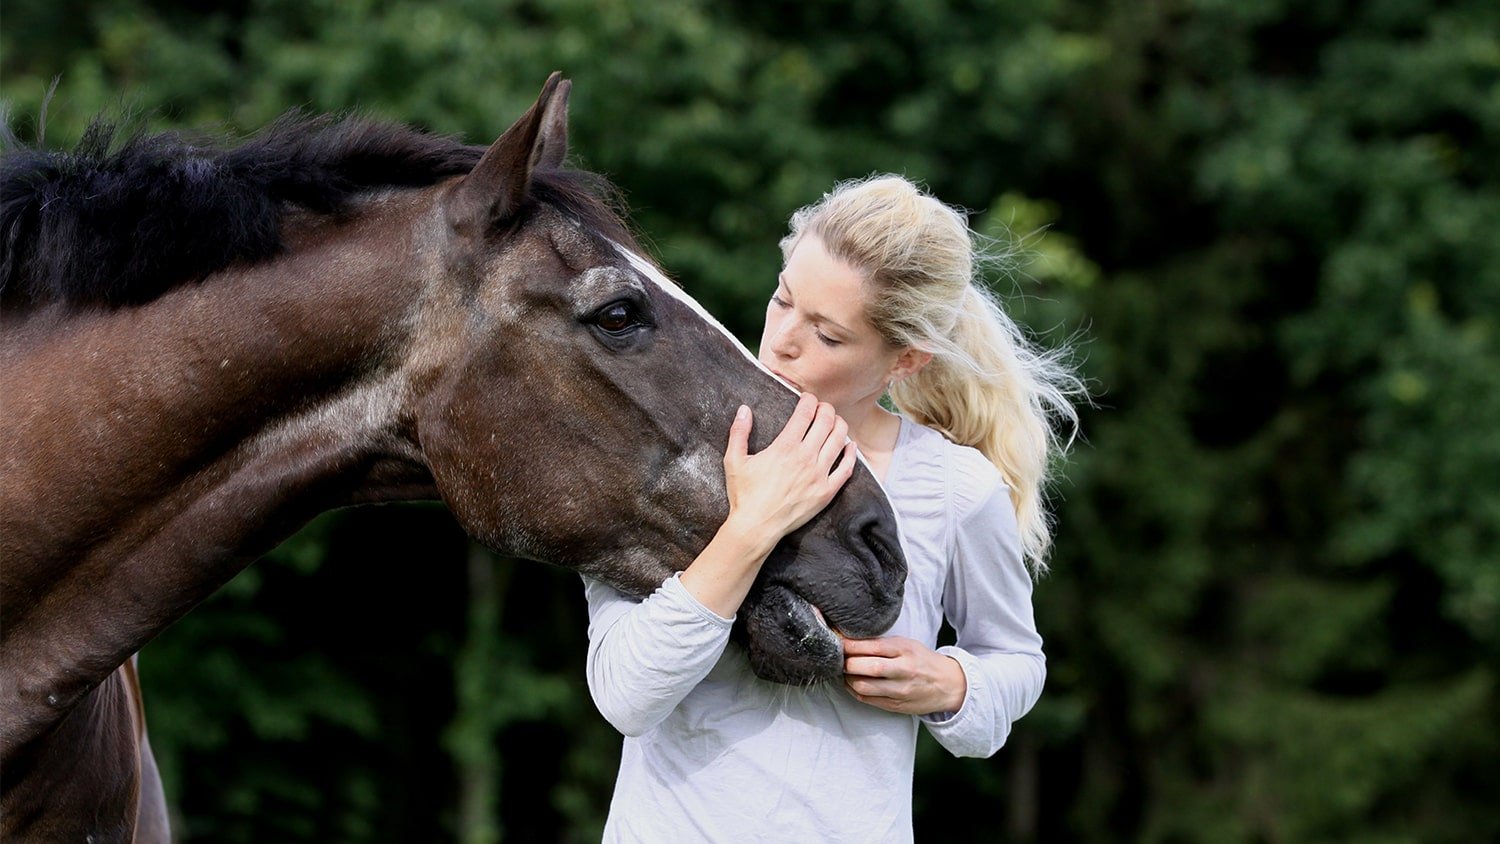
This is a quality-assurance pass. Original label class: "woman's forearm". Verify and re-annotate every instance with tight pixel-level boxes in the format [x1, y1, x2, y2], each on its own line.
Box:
[677, 514, 779, 618]
[584, 575, 734, 736]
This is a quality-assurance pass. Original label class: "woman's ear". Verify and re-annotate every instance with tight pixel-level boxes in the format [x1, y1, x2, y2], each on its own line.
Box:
[889, 347, 934, 383]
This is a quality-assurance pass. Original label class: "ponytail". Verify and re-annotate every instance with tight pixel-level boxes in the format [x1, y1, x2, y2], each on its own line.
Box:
[888, 284, 1081, 574]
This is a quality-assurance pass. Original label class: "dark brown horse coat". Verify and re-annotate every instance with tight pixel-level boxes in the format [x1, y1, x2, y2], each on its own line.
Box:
[0, 75, 905, 841]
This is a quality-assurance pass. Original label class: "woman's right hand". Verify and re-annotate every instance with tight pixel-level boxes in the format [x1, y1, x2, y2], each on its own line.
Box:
[722, 393, 858, 542]
[677, 394, 857, 620]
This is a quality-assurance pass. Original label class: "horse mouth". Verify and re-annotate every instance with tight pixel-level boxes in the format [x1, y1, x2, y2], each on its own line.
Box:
[808, 604, 839, 637]
[736, 496, 905, 685]
[740, 583, 846, 684]
[788, 590, 846, 647]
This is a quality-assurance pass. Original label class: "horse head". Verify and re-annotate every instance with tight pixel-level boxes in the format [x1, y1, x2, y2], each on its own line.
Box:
[411, 75, 906, 683]
[0, 73, 908, 842]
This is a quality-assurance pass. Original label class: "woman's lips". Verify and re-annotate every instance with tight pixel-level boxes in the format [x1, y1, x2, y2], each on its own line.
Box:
[769, 369, 801, 390]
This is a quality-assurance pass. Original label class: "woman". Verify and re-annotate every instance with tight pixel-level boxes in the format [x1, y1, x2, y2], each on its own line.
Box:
[583, 175, 1081, 842]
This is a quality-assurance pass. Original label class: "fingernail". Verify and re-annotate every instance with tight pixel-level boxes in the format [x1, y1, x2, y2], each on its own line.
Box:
[736, 405, 748, 421]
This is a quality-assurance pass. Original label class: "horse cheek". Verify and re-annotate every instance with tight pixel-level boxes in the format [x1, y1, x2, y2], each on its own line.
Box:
[414, 367, 527, 554]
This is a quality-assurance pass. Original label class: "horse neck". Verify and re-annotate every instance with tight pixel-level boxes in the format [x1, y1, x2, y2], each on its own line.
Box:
[0, 188, 442, 755]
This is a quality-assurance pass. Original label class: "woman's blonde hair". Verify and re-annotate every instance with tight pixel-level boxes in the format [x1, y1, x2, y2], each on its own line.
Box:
[779, 175, 1083, 575]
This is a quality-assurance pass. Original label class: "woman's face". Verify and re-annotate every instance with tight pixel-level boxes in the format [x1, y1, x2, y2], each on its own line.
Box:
[757, 234, 901, 415]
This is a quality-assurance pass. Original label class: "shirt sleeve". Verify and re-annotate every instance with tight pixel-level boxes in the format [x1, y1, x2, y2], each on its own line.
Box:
[582, 572, 736, 737]
[919, 483, 1047, 758]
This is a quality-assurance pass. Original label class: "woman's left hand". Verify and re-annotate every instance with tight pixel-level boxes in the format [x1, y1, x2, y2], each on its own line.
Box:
[842, 636, 968, 716]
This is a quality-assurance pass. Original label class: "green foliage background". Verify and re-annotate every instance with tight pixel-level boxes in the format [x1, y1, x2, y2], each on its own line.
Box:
[4, 0, 1498, 840]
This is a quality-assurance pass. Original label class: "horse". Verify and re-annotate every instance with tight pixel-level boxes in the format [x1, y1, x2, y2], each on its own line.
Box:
[0, 74, 906, 842]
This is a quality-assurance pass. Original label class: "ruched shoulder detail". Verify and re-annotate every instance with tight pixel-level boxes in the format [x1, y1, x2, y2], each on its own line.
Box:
[890, 418, 944, 495]
[938, 435, 1007, 524]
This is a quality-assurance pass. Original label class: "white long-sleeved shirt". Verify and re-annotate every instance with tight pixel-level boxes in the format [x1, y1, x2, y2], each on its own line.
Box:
[583, 416, 1046, 843]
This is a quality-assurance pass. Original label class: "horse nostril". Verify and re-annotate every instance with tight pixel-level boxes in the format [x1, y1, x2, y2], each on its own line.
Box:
[848, 509, 905, 587]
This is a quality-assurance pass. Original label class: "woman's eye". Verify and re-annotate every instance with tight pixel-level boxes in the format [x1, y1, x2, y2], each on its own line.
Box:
[817, 332, 842, 347]
[770, 295, 788, 308]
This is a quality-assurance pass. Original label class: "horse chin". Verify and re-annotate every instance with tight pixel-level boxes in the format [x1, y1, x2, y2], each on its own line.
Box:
[740, 584, 845, 685]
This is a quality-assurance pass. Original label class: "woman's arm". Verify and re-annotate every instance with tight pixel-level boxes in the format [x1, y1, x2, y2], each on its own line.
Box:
[842, 478, 1045, 758]
[919, 482, 1046, 758]
[680, 396, 853, 615]
[585, 395, 857, 737]
[582, 572, 735, 737]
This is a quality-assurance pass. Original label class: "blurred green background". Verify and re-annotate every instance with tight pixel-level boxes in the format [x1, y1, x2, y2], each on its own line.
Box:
[4, 0, 1498, 841]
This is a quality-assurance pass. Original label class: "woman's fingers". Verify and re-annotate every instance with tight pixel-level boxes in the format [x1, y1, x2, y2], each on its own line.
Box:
[772, 393, 820, 449]
[724, 405, 752, 466]
[816, 416, 849, 467]
[724, 395, 861, 537]
[841, 636, 902, 657]
[847, 678, 904, 697]
[801, 401, 837, 453]
[827, 441, 857, 489]
[844, 656, 901, 678]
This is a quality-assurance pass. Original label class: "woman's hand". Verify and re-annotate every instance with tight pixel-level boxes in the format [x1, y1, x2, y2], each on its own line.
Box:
[843, 636, 968, 716]
[722, 393, 857, 541]
[679, 394, 857, 619]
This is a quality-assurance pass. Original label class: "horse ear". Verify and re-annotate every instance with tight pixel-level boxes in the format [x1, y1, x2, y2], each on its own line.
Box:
[533, 77, 571, 170]
[447, 72, 569, 233]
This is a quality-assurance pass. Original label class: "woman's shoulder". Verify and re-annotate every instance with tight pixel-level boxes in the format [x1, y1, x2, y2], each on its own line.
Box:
[899, 417, 1008, 522]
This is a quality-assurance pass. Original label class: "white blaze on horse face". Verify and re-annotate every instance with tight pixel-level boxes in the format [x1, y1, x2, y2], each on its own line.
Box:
[615, 246, 791, 388]
[613, 244, 889, 491]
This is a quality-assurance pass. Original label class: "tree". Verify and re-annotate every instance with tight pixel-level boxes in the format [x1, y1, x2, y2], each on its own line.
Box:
[4, 0, 1494, 839]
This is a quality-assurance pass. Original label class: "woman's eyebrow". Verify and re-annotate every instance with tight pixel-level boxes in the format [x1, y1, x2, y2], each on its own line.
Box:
[779, 273, 853, 336]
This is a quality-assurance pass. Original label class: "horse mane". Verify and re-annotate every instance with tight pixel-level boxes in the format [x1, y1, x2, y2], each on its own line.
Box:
[0, 112, 636, 309]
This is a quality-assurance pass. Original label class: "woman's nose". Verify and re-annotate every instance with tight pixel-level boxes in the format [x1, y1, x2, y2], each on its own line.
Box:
[769, 324, 798, 359]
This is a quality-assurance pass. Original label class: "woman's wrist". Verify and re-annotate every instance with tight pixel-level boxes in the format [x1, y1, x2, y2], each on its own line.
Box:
[719, 510, 780, 561]
[677, 515, 778, 619]
[938, 654, 968, 713]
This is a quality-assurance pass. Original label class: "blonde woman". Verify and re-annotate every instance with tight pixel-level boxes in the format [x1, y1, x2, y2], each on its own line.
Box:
[582, 176, 1081, 842]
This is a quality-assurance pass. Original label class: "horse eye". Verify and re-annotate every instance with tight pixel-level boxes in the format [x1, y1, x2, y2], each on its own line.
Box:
[595, 301, 637, 334]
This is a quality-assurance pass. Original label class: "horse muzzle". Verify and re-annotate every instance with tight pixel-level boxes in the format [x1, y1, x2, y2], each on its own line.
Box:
[737, 507, 907, 684]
